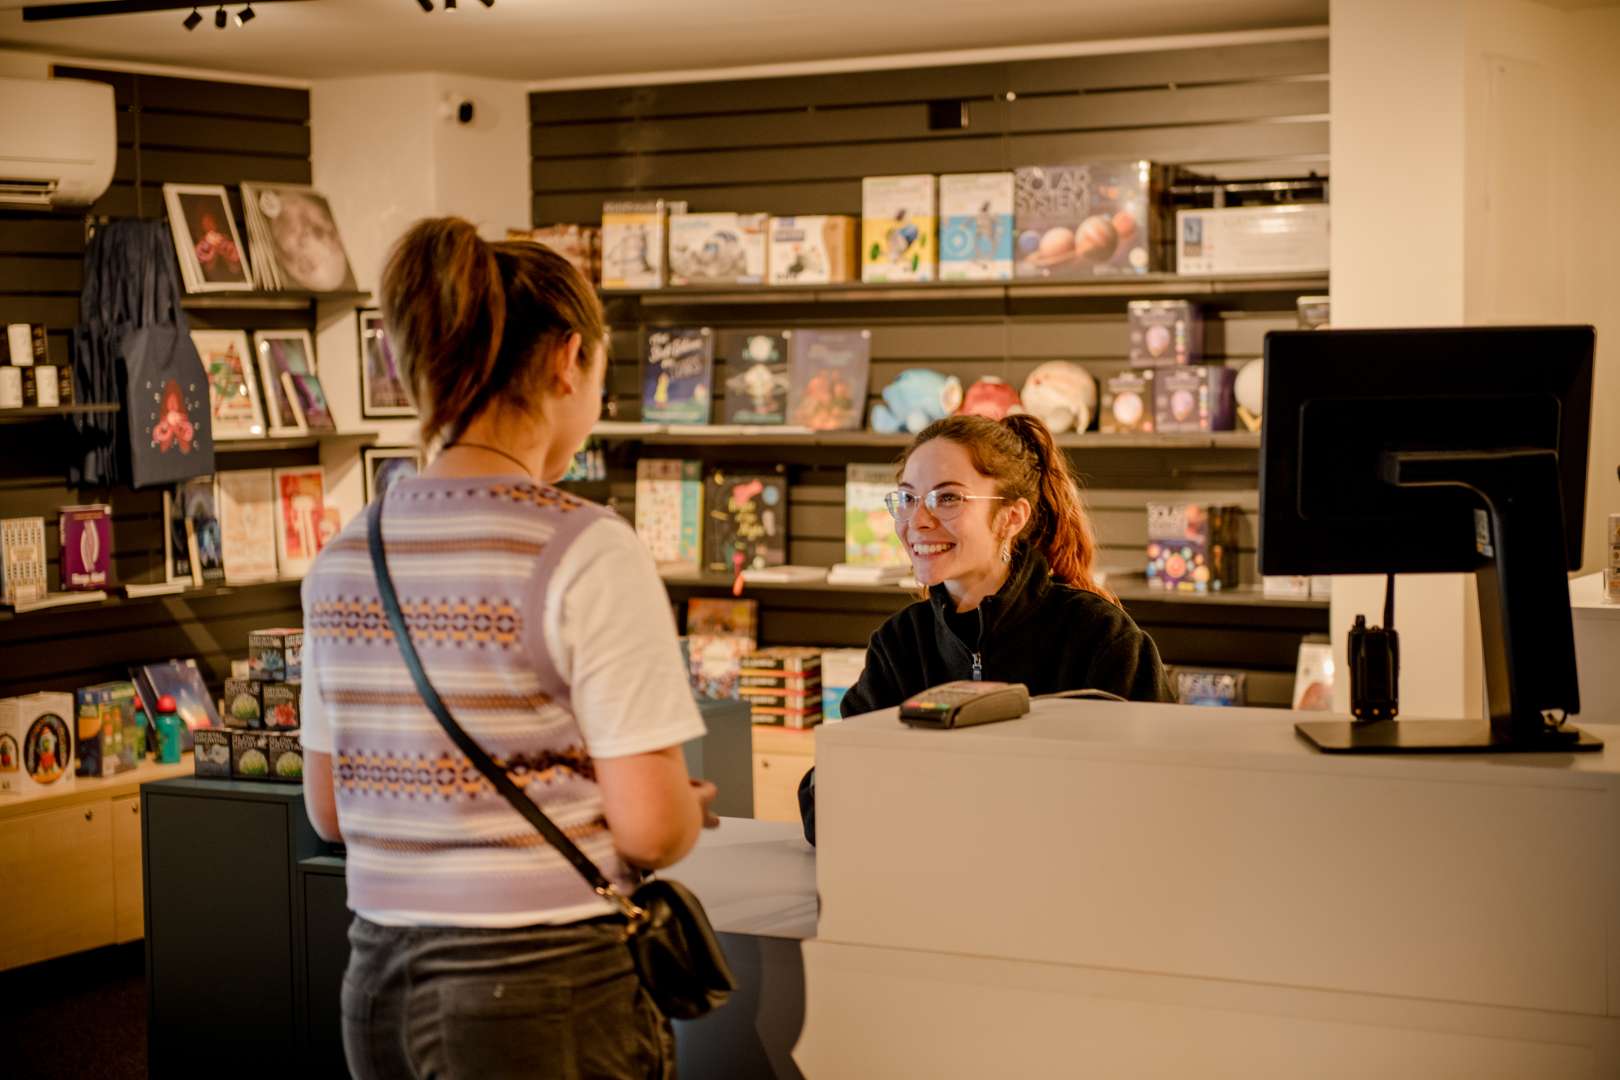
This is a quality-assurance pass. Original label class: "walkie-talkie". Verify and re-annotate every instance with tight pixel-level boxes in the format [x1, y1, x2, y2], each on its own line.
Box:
[1349, 575, 1400, 723]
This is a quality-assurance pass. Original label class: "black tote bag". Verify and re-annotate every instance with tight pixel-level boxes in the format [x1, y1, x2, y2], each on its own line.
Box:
[123, 323, 216, 488]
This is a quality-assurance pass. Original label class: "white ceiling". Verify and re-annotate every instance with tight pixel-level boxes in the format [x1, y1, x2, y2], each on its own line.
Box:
[0, 0, 1328, 84]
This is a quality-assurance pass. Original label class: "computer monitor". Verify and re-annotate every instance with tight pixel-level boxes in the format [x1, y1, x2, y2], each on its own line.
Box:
[1259, 325, 1600, 753]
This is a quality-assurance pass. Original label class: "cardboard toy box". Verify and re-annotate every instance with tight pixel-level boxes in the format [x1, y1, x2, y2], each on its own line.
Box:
[1014, 162, 1168, 278]
[602, 199, 682, 290]
[1152, 365, 1236, 433]
[0, 693, 76, 795]
[861, 174, 937, 283]
[667, 213, 768, 286]
[229, 728, 301, 783]
[261, 682, 301, 730]
[767, 216, 858, 285]
[1100, 370, 1155, 434]
[1177, 670, 1248, 706]
[222, 678, 263, 728]
[75, 681, 141, 778]
[938, 172, 1014, 281]
[1128, 300, 1203, 367]
[1145, 503, 1242, 593]
[1176, 203, 1330, 276]
[248, 628, 302, 682]
[192, 728, 231, 778]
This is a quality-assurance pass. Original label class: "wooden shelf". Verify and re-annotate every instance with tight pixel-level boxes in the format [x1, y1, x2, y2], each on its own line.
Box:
[180, 290, 371, 311]
[0, 757, 193, 822]
[597, 423, 1259, 451]
[1, 577, 302, 623]
[215, 430, 379, 453]
[0, 404, 122, 425]
[619, 272, 1327, 308]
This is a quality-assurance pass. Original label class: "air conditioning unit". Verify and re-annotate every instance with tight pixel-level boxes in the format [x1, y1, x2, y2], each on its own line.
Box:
[0, 76, 116, 210]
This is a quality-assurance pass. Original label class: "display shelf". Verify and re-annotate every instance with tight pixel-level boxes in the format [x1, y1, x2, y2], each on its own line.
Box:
[621, 272, 1328, 308]
[0, 404, 122, 425]
[179, 290, 371, 311]
[215, 430, 379, 454]
[0, 756, 193, 821]
[0, 577, 302, 624]
[598, 423, 1259, 451]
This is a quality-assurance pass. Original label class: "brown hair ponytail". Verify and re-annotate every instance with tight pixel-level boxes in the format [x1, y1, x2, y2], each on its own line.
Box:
[380, 217, 606, 446]
[903, 413, 1117, 605]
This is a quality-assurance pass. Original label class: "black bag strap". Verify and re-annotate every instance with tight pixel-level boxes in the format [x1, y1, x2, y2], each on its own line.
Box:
[366, 498, 640, 918]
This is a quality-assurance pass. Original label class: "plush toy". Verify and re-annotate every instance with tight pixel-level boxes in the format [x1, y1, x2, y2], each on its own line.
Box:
[870, 368, 962, 435]
[956, 376, 1024, 421]
[1019, 361, 1098, 433]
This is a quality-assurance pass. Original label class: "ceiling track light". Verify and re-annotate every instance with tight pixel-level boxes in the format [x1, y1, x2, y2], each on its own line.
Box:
[213, 4, 225, 27]
[417, 0, 432, 10]
[182, 5, 201, 29]
[445, 0, 456, 8]
[234, 3, 253, 24]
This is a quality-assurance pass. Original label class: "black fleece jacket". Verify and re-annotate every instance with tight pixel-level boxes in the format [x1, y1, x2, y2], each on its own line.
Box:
[798, 547, 1174, 844]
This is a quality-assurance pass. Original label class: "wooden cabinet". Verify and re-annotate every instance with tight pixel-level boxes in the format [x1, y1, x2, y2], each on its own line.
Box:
[112, 793, 143, 943]
[752, 726, 815, 823]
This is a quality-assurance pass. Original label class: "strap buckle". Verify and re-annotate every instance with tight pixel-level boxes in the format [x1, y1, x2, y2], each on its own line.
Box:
[596, 885, 647, 926]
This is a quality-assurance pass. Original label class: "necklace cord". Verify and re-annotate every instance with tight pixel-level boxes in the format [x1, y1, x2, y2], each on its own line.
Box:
[443, 442, 535, 480]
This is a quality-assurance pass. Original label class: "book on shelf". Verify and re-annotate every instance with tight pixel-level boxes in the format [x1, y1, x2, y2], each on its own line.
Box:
[718, 329, 789, 425]
[8, 590, 108, 613]
[602, 199, 679, 289]
[739, 564, 827, 584]
[1, 516, 47, 605]
[272, 466, 333, 578]
[826, 562, 912, 584]
[820, 648, 867, 720]
[216, 469, 280, 584]
[58, 503, 111, 591]
[685, 597, 758, 700]
[124, 581, 189, 598]
[861, 174, 937, 283]
[788, 328, 870, 431]
[634, 459, 704, 574]
[844, 463, 907, 568]
[169, 476, 226, 587]
[704, 469, 787, 577]
[642, 327, 714, 425]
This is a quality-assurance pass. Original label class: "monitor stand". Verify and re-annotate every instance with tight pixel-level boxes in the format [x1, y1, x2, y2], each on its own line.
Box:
[1297, 448, 1603, 755]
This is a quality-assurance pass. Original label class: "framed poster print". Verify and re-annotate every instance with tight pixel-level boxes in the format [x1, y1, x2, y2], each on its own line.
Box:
[162, 183, 253, 293]
[240, 183, 359, 293]
[215, 469, 279, 584]
[253, 330, 315, 436]
[359, 308, 414, 418]
[190, 330, 265, 440]
[271, 466, 329, 578]
[281, 371, 337, 434]
[362, 447, 422, 503]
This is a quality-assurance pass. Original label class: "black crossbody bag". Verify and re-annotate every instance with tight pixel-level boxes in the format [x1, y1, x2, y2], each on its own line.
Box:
[366, 499, 735, 1020]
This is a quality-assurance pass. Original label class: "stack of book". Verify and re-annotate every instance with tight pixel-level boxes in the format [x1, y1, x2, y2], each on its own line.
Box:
[826, 562, 914, 587]
[737, 647, 823, 728]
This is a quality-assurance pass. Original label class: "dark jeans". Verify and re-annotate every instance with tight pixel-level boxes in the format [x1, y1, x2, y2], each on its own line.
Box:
[342, 913, 675, 1079]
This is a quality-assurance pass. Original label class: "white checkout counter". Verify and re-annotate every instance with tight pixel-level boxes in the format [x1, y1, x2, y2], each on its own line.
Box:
[799, 699, 1620, 1079]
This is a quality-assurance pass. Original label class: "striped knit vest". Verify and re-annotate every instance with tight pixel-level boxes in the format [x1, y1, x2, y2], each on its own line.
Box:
[302, 478, 638, 922]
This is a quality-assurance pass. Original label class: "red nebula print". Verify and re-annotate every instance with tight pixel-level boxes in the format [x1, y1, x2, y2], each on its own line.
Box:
[152, 379, 196, 454]
[193, 212, 242, 274]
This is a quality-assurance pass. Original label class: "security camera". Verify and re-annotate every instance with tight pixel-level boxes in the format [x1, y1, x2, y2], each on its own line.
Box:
[439, 95, 476, 125]
[456, 99, 475, 125]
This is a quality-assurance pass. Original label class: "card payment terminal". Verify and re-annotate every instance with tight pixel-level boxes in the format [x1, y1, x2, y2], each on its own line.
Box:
[899, 681, 1031, 729]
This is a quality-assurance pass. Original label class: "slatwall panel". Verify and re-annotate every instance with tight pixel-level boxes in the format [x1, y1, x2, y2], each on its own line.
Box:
[0, 67, 315, 700]
[534, 41, 1330, 705]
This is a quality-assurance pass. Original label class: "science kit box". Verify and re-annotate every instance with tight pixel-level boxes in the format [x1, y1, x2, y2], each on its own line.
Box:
[75, 681, 141, 778]
[222, 677, 263, 728]
[861, 175, 937, 283]
[0, 693, 76, 795]
[767, 216, 857, 285]
[1176, 203, 1330, 276]
[1099, 370, 1155, 434]
[601, 199, 682, 290]
[1145, 503, 1242, 593]
[1014, 162, 1167, 278]
[193, 728, 231, 778]
[248, 628, 303, 682]
[1152, 365, 1235, 433]
[1128, 300, 1202, 367]
[261, 681, 301, 730]
[667, 213, 768, 286]
[1177, 669, 1247, 707]
[939, 172, 1014, 281]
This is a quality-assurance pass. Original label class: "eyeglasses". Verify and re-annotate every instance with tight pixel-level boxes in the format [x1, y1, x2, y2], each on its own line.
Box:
[883, 489, 1005, 522]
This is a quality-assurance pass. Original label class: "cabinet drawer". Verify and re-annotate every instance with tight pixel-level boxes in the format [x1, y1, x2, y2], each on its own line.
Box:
[753, 752, 812, 823]
[0, 801, 115, 969]
[112, 793, 143, 943]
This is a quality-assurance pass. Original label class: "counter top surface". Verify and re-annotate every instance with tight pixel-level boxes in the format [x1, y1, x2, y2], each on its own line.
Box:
[820, 699, 1620, 788]
[1571, 570, 1619, 616]
[0, 757, 193, 820]
[666, 817, 816, 941]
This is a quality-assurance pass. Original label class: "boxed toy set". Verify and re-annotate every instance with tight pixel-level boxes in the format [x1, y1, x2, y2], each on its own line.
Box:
[939, 172, 1014, 281]
[1176, 203, 1330, 276]
[1014, 162, 1168, 278]
[1177, 670, 1248, 707]
[1146, 503, 1242, 593]
[861, 175, 937, 283]
[75, 681, 143, 778]
[248, 628, 302, 682]
[223, 677, 263, 727]
[1099, 370, 1155, 434]
[261, 682, 301, 729]
[601, 199, 683, 289]
[667, 212, 768, 286]
[768, 216, 858, 285]
[1128, 300, 1202, 367]
[1152, 365, 1236, 433]
[0, 692, 76, 795]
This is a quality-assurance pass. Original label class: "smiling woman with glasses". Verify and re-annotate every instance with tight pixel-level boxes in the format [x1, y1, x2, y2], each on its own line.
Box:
[797, 413, 1175, 845]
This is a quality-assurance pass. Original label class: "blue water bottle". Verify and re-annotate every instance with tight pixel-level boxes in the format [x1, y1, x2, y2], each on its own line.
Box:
[154, 695, 183, 764]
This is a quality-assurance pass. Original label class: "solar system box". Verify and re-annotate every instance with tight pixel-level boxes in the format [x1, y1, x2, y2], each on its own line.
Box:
[1014, 162, 1170, 279]
[1099, 370, 1154, 433]
[1152, 365, 1236, 433]
[0, 693, 76, 795]
[1145, 503, 1242, 593]
[1128, 300, 1203, 367]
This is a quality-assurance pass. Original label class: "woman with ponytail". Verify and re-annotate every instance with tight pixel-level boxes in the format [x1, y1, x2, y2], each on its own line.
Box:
[798, 413, 1173, 844]
[300, 218, 715, 1078]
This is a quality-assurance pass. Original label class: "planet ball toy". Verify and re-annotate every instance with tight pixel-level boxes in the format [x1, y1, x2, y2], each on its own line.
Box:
[1112, 209, 1139, 247]
[1017, 229, 1042, 257]
[1235, 359, 1264, 417]
[955, 376, 1025, 421]
[1074, 215, 1119, 263]
[1028, 226, 1077, 268]
[1020, 361, 1098, 433]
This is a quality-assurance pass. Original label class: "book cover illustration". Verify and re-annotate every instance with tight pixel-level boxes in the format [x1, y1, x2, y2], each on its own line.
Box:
[254, 330, 315, 436]
[138, 659, 223, 733]
[704, 469, 787, 577]
[178, 476, 225, 586]
[642, 327, 714, 425]
[216, 469, 279, 584]
[59, 504, 112, 591]
[1, 516, 47, 605]
[844, 463, 907, 567]
[939, 172, 1014, 281]
[861, 174, 936, 283]
[789, 328, 870, 431]
[668, 213, 768, 286]
[272, 466, 330, 578]
[191, 330, 265, 439]
[634, 459, 703, 573]
[282, 371, 337, 433]
[601, 200, 667, 289]
[685, 598, 758, 700]
[718, 330, 789, 425]
[1014, 162, 1160, 279]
